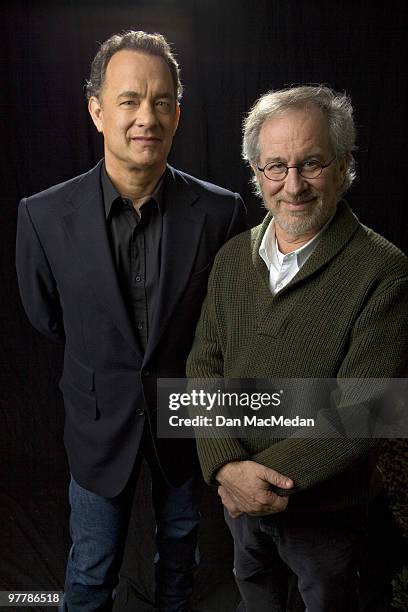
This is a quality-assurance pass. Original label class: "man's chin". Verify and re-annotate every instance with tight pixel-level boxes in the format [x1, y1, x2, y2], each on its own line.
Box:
[126, 156, 166, 173]
[275, 213, 321, 237]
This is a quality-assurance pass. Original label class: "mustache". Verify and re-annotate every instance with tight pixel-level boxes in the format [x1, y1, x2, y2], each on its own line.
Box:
[276, 191, 317, 203]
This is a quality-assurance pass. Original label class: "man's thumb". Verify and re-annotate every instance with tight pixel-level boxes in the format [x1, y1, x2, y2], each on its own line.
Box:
[264, 467, 293, 489]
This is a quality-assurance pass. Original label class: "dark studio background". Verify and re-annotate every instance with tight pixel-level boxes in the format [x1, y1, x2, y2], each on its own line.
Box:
[1, 0, 407, 610]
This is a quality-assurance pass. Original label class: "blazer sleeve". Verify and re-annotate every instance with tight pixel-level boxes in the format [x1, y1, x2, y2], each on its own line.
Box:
[225, 193, 246, 240]
[16, 198, 65, 345]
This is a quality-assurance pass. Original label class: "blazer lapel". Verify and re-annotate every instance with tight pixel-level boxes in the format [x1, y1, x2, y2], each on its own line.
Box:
[144, 166, 206, 364]
[61, 161, 142, 357]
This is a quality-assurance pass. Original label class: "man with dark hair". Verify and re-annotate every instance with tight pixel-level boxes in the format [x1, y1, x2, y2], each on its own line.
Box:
[187, 85, 408, 612]
[16, 30, 246, 611]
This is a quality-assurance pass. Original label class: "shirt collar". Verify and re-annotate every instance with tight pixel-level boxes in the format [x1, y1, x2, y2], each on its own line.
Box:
[101, 161, 165, 219]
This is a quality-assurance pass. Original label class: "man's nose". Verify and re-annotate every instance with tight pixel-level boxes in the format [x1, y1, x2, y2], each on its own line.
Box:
[283, 167, 308, 196]
[135, 100, 157, 127]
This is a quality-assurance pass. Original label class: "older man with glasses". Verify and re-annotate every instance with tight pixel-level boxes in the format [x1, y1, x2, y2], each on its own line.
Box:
[187, 85, 408, 612]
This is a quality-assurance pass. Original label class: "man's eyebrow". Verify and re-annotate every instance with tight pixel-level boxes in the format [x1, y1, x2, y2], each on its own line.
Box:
[117, 91, 140, 100]
[116, 91, 175, 100]
[263, 152, 325, 163]
[155, 92, 174, 99]
[262, 156, 288, 165]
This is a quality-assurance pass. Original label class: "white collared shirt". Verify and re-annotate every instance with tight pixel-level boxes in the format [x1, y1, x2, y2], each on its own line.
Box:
[259, 218, 325, 294]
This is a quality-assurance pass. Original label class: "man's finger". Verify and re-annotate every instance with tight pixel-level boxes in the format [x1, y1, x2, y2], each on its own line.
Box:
[246, 500, 288, 515]
[218, 485, 245, 517]
[262, 466, 293, 489]
[228, 509, 243, 518]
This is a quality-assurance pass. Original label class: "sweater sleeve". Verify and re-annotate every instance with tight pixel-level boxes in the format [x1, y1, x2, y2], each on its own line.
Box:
[251, 275, 408, 494]
[186, 264, 251, 483]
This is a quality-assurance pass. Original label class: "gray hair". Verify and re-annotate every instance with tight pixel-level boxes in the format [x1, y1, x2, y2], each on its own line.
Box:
[85, 30, 183, 103]
[242, 85, 356, 197]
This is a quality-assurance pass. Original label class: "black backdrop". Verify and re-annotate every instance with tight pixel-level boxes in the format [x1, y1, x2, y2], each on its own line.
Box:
[1, 1, 407, 610]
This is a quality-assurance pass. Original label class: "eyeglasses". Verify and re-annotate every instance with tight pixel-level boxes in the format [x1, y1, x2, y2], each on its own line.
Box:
[257, 158, 336, 181]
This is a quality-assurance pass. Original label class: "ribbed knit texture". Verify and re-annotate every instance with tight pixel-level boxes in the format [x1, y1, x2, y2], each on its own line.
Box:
[187, 202, 408, 511]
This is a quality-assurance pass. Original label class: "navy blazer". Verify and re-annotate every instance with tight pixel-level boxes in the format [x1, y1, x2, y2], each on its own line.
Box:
[16, 160, 246, 496]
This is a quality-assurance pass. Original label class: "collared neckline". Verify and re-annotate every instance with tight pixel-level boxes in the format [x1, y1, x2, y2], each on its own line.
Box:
[101, 162, 165, 219]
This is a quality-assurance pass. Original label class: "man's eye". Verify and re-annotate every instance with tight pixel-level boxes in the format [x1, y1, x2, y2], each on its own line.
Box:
[120, 100, 136, 106]
[302, 160, 320, 170]
[267, 163, 286, 172]
[156, 100, 170, 107]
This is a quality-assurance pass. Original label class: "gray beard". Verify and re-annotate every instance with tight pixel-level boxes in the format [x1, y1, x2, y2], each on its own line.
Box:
[270, 199, 336, 237]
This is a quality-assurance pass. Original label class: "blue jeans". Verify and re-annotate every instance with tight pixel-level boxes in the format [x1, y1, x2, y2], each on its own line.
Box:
[61, 467, 202, 612]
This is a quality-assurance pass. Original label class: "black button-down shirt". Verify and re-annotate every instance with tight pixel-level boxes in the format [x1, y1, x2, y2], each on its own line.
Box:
[101, 163, 164, 353]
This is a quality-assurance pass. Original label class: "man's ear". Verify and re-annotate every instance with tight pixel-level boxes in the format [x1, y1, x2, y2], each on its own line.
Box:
[335, 154, 350, 192]
[88, 96, 104, 133]
[250, 162, 258, 176]
[173, 103, 181, 134]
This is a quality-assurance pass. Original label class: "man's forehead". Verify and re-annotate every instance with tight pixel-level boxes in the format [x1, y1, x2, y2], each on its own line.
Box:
[259, 107, 330, 150]
[105, 49, 171, 81]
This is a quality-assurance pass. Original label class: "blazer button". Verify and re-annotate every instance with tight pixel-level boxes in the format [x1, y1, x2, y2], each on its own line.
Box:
[143, 370, 150, 377]
[135, 408, 145, 416]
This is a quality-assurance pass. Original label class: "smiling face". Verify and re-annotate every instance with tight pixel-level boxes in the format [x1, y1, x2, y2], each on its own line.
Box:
[253, 106, 347, 239]
[88, 49, 180, 179]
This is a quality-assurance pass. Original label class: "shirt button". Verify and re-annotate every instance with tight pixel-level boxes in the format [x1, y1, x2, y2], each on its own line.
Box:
[135, 408, 145, 416]
[135, 275, 142, 282]
[137, 322, 144, 330]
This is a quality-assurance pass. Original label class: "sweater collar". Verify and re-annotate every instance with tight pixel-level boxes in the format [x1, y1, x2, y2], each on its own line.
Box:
[252, 201, 361, 291]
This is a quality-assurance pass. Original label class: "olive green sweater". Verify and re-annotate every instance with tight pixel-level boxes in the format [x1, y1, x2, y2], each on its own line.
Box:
[186, 202, 408, 511]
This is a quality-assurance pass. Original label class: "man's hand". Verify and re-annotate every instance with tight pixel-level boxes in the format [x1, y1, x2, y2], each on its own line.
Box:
[216, 460, 293, 517]
[218, 485, 244, 518]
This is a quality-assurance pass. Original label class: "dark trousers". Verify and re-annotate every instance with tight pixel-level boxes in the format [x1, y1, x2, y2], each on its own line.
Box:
[225, 504, 368, 612]
[60, 442, 203, 612]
